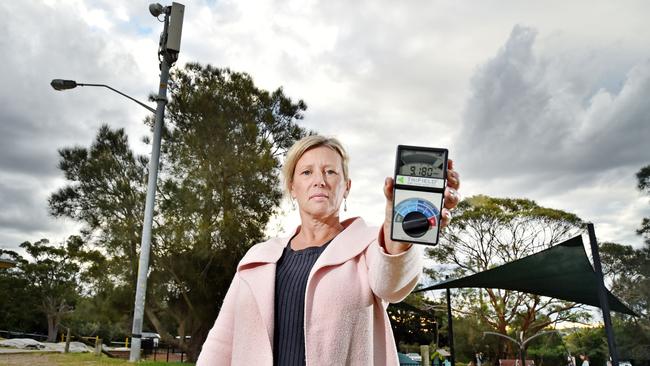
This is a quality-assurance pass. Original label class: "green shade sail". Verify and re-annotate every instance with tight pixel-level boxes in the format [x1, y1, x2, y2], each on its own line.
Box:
[417, 235, 636, 316]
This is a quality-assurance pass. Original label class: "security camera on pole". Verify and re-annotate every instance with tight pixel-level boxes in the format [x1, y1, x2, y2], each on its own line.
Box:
[129, 2, 184, 362]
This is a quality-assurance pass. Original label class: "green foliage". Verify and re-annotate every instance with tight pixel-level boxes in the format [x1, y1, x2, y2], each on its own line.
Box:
[525, 331, 567, 366]
[637, 165, 650, 246]
[598, 164, 650, 363]
[20, 238, 82, 342]
[146, 63, 307, 360]
[49, 125, 148, 289]
[426, 195, 588, 358]
[448, 313, 498, 363]
[600, 216, 650, 361]
[565, 327, 609, 366]
[600, 242, 649, 317]
[0, 250, 43, 333]
[389, 292, 439, 348]
[47, 62, 308, 361]
[612, 315, 650, 362]
[0, 238, 99, 341]
[637, 165, 650, 193]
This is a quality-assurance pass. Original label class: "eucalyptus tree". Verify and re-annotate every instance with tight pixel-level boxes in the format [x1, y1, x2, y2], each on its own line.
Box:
[147, 63, 308, 360]
[426, 195, 589, 357]
[5, 237, 100, 341]
[49, 125, 148, 290]
[49, 62, 308, 361]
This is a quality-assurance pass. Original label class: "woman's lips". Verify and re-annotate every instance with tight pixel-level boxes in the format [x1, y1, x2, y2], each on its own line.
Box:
[309, 193, 328, 199]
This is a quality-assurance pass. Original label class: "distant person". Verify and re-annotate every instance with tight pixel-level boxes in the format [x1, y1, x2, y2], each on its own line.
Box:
[567, 355, 576, 366]
[196, 135, 461, 365]
[580, 354, 590, 366]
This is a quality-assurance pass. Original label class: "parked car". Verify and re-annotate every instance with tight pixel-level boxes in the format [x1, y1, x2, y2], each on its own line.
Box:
[398, 352, 420, 366]
[407, 352, 422, 362]
[141, 332, 161, 348]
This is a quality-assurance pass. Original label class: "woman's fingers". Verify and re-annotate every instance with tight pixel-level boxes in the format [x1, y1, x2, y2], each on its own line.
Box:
[383, 177, 394, 225]
[444, 186, 461, 209]
[440, 208, 452, 228]
[447, 159, 460, 190]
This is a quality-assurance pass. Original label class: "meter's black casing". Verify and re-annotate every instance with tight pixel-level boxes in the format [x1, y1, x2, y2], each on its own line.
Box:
[390, 145, 448, 246]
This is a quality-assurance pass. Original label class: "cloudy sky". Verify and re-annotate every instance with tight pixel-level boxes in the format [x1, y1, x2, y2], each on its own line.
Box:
[2, 0, 649, 256]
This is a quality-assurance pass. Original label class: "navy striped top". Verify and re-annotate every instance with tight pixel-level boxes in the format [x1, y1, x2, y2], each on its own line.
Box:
[273, 238, 331, 366]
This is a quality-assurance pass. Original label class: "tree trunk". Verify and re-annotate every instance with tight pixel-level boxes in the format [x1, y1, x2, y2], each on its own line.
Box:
[186, 325, 211, 363]
[47, 313, 58, 342]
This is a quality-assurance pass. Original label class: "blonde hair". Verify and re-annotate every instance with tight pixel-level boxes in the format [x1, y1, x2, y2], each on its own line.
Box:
[282, 135, 350, 197]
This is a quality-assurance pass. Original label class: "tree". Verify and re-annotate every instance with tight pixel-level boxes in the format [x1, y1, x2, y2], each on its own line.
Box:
[525, 331, 566, 366]
[16, 237, 97, 341]
[637, 165, 650, 246]
[426, 195, 589, 358]
[565, 326, 609, 366]
[147, 63, 308, 360]
[48, 62, 308, 361]
[49, 125, 148, 292]
[593, 165, 650, 364]
[0, 249, 43, 334]
[388, 292, 439, 350]
[600, 242, 648, 315]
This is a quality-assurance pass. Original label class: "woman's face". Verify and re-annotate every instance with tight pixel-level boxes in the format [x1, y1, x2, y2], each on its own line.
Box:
[290, 146, 350, 219]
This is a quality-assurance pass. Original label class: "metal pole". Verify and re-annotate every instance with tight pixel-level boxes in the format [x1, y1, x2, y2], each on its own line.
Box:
[64, 328, 71, 353]
[587, 223, 619, 365]
[446, 286, 455, 366]
[520, 331, 525, 366]
[129, 9, 171, 363]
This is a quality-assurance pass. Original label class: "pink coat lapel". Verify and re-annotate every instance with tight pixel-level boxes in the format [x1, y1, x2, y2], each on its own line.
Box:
[236, 237, 285, 347]
[309, 217, 376, 277]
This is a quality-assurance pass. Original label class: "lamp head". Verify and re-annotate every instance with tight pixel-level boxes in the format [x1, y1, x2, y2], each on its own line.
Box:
[149, 3, 165, 17]
[51, 79, 78, 91]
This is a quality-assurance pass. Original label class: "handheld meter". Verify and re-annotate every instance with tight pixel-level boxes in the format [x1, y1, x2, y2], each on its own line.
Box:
[390, 145, 448, 246]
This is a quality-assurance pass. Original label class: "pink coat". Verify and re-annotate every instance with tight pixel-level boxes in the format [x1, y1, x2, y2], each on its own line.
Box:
[196, 217, 423, 365]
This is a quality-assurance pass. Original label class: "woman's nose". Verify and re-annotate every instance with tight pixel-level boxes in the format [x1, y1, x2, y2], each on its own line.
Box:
[312, 171, 326, 187]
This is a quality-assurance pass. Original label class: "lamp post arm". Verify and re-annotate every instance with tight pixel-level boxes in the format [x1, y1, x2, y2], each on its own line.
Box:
[78, 83, 156, 113]
[521, 330, 559, 348]
[483, 331, 522, 348]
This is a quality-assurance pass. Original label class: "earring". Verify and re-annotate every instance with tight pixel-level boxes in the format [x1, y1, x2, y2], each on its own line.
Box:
[291, 198, 296, 210]
[344, 198, 347, 212]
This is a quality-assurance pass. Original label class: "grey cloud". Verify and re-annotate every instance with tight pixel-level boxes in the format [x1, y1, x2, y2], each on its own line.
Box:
[458, 25, 650, 185]
[0, 2, 154, 250]
[454, 25, 650, 247]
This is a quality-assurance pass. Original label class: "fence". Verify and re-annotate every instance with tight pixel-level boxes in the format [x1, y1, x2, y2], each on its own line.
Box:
[142, 341, 188, 363]
[0, 329, 189, 362]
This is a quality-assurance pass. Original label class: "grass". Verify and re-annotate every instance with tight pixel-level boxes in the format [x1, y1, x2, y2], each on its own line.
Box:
[0, 352, 194, 366]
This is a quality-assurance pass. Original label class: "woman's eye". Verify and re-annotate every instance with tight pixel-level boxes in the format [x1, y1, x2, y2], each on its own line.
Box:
[326, 170, 337, 175]
[301, 170, 311, 176]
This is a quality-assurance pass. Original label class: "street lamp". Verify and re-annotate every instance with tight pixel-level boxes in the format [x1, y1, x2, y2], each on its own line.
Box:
[50, 2, 184, 362]
[483, 330, 559, 366]
[50, 80, 155, 113]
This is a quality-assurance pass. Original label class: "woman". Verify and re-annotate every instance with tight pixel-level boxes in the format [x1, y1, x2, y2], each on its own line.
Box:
[196, 135, 461, 365]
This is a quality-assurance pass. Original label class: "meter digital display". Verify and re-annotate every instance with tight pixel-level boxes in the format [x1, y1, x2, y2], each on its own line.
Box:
[391, 145, 448, 246]
[398, 150, 445, 179]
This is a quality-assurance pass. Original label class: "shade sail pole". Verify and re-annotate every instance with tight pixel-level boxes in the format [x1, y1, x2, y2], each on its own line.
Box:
[446, 282, 456, 366]
[587, 223, 619, 365]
